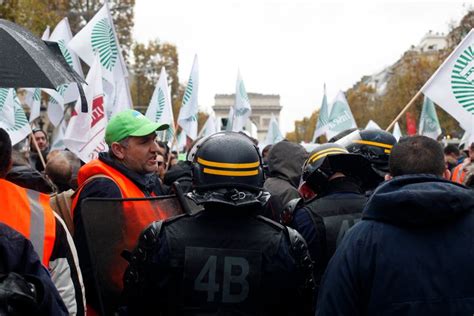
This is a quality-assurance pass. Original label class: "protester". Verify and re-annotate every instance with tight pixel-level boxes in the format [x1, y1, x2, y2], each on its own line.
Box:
[6, 150, 55, 193]
[0, 222, 68, 315]
[316, 136, 474, 315]
[155, 153, 166, 181]
[29, 128, 50, 172]
[261, 144, 272, 178]
[282, 143, 375, 301]
[451, 142, 474, 184]
[0, 128, 85, 315]
[263, 140, 307, 220]
[71, 109, 168, 313]
[123, 132, 315, 315]
[45, 153, 73, 192]
[444, 143, 463, 172]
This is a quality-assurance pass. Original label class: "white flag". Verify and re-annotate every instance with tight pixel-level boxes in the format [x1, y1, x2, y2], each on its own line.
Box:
[24, 88, 41, 122]
[365, 120, 382, 130]
[176, 130, 187, 153]
[0, 89, 31, 145]
[198, 114, 217, 138]
[421, 29, 474, 141]
[68, 3, 132, 118]
[326, 91, 357, 140]
[263, 115, 284, 147]
[177, 55, 199, 140]
[51, 119, 67, 151]
[225, 106, 234, 131]
[64, 56, 108, 163]
[393, 122, 403, 141]
[312, 84, 330, 142]
[41, 25, 50, 40]
[232, 70, 252, 132]
[49, 17, 84, 104]
[418, 96, 442, 140]
[146, 67, 175, 141]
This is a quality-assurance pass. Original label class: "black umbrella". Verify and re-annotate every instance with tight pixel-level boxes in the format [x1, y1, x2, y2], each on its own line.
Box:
[0, 19, 87, 112]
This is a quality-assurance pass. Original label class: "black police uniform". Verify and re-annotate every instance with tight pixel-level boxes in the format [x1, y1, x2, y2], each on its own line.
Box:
[285, 176, 366, 286]
[123, 205, 314, 315]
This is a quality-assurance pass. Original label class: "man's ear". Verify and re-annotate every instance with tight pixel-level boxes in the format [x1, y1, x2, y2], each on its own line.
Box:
[384, 173, 393, 181]
[111, 142, 126, 160]
[443, 168, 451, 180]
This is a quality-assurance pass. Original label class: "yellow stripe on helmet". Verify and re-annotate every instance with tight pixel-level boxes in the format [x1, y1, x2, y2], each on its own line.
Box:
[197, 157, 260, 169]
[309, 148, 348, 163]
[353, 140, 393, 150]
[203, 168, 259, 177]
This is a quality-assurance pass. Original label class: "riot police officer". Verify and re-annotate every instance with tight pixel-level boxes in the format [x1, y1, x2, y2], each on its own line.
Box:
[123, 132, 314, 315]
[344, 129, 397, 191]
[281, 143, 376, 300]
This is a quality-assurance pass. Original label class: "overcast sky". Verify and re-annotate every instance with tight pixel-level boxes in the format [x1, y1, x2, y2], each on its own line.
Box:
[133, 0, 469, 134]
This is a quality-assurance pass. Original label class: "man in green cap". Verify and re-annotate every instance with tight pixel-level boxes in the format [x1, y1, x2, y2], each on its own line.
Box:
[71, 109, 168, 313]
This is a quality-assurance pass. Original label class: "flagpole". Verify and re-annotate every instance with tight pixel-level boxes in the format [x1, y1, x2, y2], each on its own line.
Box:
[385, 90, 423, 132]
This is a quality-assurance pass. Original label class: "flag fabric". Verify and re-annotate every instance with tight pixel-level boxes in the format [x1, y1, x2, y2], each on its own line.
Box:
[198, 114, 217, 138]
[51, 119, 67, 151]
[24, 88, 42, 122]
[393, 122, 403, 141]
[406, 112, 417, 136]
[146, 67, 175, 141]
[0, 89, 31, 145]
[326, 91, 357, 140]
[418, 96, 442, 140]
[421, 29, 474, 141]
[263, 115, 284, 147]
[177, 55, 199, 140]
[68, 2, 132, 118]
[41, 25, 50, 40]
[49, 18, 84, 103]
[225, 106, 234, 131]
[176, 130, 187, 153]
[232, 70, 252, 132]
[64, 56, 107, 163]
[365, 120, 382, 130]
[312, 84, 330, 142]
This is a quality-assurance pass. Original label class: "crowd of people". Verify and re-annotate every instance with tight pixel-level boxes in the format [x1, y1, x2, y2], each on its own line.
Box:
[1, 108, 474, 315]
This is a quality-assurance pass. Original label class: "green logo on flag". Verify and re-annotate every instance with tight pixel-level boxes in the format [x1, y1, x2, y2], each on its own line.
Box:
[33, 89, 41, 102]
[239, 81, 249, 103]
[182, 78, 193, 105]
[155, 88, 165, 121]
[9, 100, 28, 132]
[0, 89, 9, 111]
[235, 108, 249, 116]
[451, 46, 474, 113]
[57, 39, 73, 67]
[91, 18, 118, 71]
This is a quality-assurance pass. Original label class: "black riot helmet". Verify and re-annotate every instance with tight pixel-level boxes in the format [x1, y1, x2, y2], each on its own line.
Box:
[301, 143, 376, 193]
[343, 129, 397, 179]
[187, 132, 268, 207]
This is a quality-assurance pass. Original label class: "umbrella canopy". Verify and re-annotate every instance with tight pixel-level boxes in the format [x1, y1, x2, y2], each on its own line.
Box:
[0, 19, 87, 112]
[0, 19, 85, 89]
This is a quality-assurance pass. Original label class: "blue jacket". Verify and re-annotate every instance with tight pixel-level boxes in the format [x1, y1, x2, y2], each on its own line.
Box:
[316, 174, 474, 316]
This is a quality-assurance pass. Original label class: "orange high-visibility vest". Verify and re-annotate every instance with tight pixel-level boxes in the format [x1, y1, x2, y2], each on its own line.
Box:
[452, 163, 467, 184]
[0, 179, 56, 267]
[71, 159, 166, 298]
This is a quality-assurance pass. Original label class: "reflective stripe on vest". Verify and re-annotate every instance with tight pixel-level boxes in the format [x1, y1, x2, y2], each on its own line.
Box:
[0, 179, 56, 267]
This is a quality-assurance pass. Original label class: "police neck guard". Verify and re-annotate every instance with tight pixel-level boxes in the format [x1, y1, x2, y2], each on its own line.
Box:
[187, 188, 270, 208]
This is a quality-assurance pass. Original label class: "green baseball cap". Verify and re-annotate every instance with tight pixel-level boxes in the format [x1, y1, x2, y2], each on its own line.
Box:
[105, 109, 169, 145]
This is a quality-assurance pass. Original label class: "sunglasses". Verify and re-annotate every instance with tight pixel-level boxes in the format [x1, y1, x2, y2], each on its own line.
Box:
[157, 161, 165, 166]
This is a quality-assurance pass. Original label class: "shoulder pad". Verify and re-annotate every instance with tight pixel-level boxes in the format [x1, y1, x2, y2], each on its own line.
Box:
[280, 198, 305, 225]
[285, 226, 315, 291]
[162, 213, 191, 226]
[255, 215, 285, 231]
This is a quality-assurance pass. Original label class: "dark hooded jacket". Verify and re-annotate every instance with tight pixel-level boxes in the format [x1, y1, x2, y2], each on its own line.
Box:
[316, 174, 474, 316]
[263, 141, 307, 220]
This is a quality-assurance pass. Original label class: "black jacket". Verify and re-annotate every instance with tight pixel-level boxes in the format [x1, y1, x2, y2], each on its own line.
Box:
[123, 205, 315, 315]
[316, 174, 474, 316]
[0, 222, 68, 315]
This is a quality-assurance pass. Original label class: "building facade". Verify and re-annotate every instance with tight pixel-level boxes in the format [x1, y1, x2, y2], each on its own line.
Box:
[212, 93, 282, 142]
